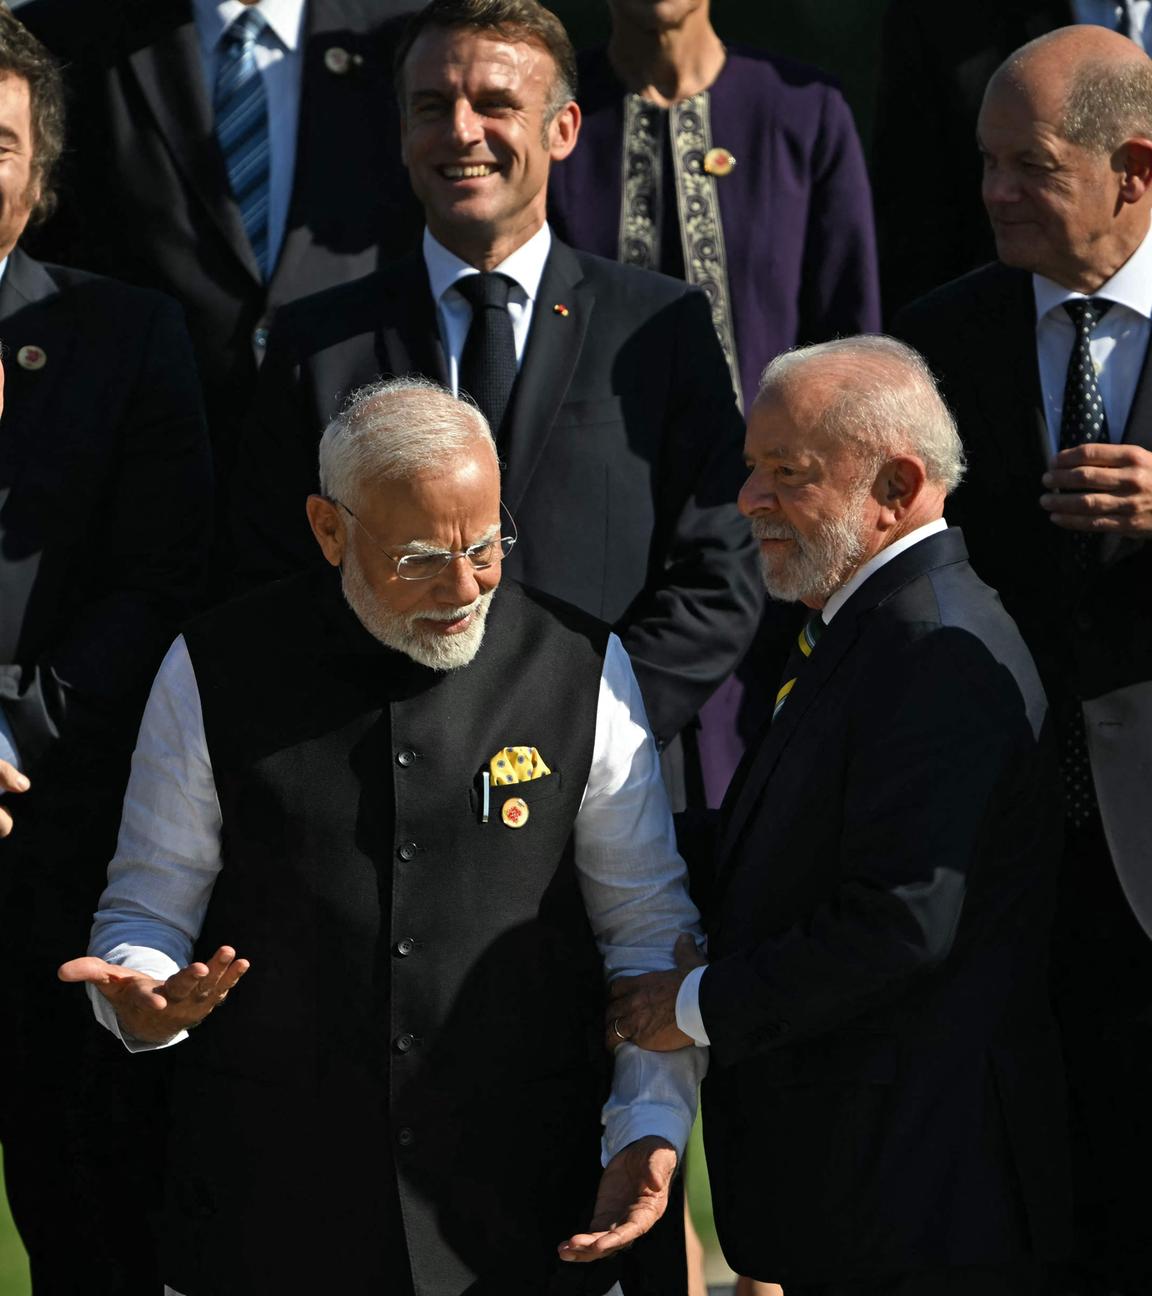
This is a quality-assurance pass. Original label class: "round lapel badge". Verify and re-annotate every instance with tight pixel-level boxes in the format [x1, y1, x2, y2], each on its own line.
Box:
[16, 344, 46, 371]
[501, 797, 530, 829]
[324, 46, 352, 75]
[703, 147, 737, 178]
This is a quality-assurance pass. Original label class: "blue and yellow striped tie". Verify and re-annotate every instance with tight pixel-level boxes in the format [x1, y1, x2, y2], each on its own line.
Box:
[773, 612, 824, 721]
[215, 9, 271, 278]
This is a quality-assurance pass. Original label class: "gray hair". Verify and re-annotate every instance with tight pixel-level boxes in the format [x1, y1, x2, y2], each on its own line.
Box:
[758, 336, 966, 493]
[317, 376, 497, 507]
[1061, 58, 1152, 153]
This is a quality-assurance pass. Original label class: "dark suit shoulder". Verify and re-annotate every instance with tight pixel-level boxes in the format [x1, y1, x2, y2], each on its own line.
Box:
[35, 259, 183, 315]
[263, 258, 413, 357]
[568, 246, 702, 312]
[895, 261, 1027, 332]
[510, 580, 612, 653]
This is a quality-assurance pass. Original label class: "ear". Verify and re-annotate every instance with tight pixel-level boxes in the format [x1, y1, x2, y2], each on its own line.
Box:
[306, 495, 346, 568]
[874, 455, 927, 527]
[1118, 137, 1152, 204]
[548, 99, 581, 162]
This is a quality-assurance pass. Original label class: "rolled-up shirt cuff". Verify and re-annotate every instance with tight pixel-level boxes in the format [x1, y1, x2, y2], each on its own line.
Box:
[675, 965, 710, 1046]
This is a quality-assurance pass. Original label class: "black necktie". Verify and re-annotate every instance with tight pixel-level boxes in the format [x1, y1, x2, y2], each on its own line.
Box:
[456, 272, 517, 443]
[1060, 297, 1113, 572]
[1117, 0, 1133, 38]
[1060, 297, 1112, 452]
[1058, 297, 1112, 829]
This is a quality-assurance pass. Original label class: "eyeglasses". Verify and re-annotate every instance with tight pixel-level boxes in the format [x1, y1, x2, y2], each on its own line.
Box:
[332, 499, 518, 581]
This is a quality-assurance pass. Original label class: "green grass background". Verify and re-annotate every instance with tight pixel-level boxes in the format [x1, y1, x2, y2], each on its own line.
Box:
[0, 1153, 30, 1296]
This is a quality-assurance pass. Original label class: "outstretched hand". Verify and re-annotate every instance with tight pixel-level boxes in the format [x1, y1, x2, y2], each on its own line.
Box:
[558, 1135, 678, 1262]
[58, 945, 249, 1044]
[606, 933, 707, 1053]
[0, 759, 30, 838]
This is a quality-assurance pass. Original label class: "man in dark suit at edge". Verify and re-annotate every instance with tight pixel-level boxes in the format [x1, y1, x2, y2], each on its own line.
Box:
[607, 337, 1071, 1294]
[0, 10, 213, 1291]
[873, 0, 1148, 317]
[895, 26, 1152, 1292]
[231, 0, 761, 802]
[17, 0, 420, 562]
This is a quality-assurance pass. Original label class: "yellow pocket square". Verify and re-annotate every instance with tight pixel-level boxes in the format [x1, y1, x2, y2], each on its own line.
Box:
[489, 746, 552, 786]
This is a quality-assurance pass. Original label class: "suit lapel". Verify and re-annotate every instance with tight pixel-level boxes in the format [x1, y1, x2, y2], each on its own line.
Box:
[375, 255, 448, 384]
[715, 618, 861, 873]
[714, 530, 971, 883]
[126, 0, 264, 284]
[0, 250, 75, 480]
[966, 267, 1050, 480]
[501, 241, 591, 512]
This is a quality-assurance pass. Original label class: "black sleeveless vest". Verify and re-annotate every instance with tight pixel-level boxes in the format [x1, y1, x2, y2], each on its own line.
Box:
[164, 568, 623, 1296]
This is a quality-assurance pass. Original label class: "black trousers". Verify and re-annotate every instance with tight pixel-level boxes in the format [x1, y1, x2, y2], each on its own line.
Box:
[787, 1263, 1049, 1296]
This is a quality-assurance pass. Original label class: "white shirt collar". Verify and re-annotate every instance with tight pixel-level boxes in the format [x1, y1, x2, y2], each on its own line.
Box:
[423, 223, 553, 307]
[1033, 218, 1152, 323]
[193, 0, 306, 52]
[820, 518, 949, 626]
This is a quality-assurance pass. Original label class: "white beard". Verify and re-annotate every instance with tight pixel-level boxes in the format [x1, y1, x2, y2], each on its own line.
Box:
[340, 551, 495, 671]
[752, 491, 870, 605]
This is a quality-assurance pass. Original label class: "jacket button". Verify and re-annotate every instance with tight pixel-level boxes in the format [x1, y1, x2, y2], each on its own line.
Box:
[394, 1033, 415, 1053]
[396, 749, 415, 767]
[397, 841, 418, 861]
[397, 1127, 415, 1148]
[252, 326, 269, 350]
[394, 938, 415, 957]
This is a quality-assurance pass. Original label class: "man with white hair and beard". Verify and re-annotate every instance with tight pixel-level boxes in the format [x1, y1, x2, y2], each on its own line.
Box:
[58, 377, 706, 1296]
[610, 337, 1073, 1294]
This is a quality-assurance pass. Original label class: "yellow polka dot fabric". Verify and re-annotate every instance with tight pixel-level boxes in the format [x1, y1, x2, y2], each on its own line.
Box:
[489, 746, 552, 786]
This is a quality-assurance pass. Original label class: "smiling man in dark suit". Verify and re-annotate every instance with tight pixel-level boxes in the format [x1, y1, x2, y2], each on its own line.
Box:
[0, 11, 213, 1291]
[609, 336, 1071, 1295]
[232, 0, 759, 793]
[893, 27, 1152, 1291]
[16, 0, 420, 559]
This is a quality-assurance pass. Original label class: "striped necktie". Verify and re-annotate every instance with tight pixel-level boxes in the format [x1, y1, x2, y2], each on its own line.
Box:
[215, 8, 271, 278]
[773, 611, 824, 721]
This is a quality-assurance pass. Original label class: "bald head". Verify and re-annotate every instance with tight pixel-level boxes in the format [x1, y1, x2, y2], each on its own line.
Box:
[989, 25, 1152, 154]
[978, 26, 1152, 290]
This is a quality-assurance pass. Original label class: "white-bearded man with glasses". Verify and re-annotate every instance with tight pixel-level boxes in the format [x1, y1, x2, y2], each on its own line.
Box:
[60, 377, 707, 1296]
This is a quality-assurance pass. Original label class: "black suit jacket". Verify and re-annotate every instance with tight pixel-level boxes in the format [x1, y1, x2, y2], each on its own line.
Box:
[699, 530, 1070, 1282]
[233, 241, 762, 747]
[19, 0, 419, 479]
[894, 262, 1152, 707]
[872, 0, 1074, 317]
[0, 246, 212, 950]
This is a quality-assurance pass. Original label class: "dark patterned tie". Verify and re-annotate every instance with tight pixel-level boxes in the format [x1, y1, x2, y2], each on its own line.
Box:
[215, 9, 271, 278]
[773, 611, 824, 721]
[1058, 297, 1112, 829]
[1117, 0, 1133, 38]
[456, 273, 518, 444]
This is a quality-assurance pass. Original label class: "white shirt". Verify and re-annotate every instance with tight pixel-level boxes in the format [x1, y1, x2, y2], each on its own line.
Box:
[89, 629, 705, 1163]
[1074, 0, 1149, 48]
[192, 0, 307, 273]
[1034, 221, 1152, 455]
[674, 519, 950, 1045]
[423, 223, 552, 394]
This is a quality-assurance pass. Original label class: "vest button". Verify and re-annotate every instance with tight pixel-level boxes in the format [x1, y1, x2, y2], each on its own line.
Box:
[396, 1126, 415, 1148]
[396, 749, 416, 767]
[394, 1033, 415, 1053]
[397, 841, 418, 861]
[394, 938, 415, 957]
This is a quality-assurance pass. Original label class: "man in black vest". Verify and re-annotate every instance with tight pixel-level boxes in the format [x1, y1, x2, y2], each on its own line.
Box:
[61, 378, 705, 1296]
